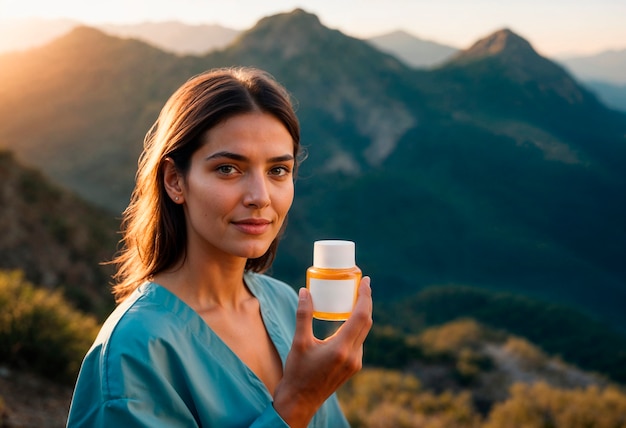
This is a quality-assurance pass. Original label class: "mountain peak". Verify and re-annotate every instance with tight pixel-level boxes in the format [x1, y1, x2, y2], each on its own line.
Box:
[440, 28, 601, 115]
[452, 28, 537, 63]
[444, 28, 589, 99]
[230, 8, 329, 60]
[253, 8, 325, 35]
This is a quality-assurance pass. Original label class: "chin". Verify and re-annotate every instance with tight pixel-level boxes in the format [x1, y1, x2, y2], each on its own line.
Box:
[237, 242, 272, 260]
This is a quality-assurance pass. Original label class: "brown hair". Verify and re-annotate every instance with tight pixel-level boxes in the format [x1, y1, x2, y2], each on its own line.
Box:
[110, 67, 301, 302]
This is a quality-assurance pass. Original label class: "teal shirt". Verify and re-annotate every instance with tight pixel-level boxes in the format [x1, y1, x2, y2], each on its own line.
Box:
[66, 272, 349, 427]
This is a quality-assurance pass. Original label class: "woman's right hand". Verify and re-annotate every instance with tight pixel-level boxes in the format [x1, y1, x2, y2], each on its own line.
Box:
[272, 276, 373, 427]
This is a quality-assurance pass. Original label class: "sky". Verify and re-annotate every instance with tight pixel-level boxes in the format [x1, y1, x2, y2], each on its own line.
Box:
[1, 0, 625, 56]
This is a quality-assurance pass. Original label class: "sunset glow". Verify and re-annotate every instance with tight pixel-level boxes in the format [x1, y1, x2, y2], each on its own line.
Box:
[1, 0, 625, 56]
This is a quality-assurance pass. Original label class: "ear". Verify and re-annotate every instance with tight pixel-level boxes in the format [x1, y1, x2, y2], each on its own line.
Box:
[163, 158, 184, 204]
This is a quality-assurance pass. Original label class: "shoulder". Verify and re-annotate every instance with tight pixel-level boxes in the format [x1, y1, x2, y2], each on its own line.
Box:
[90, 283, 203, 370]
[95, 282, 198, 347]
[69, 284, 203, 424]
[85, 283, 203, 396]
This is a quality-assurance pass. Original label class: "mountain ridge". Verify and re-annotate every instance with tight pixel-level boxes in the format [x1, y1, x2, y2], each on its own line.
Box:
[2, 16, 625, 89]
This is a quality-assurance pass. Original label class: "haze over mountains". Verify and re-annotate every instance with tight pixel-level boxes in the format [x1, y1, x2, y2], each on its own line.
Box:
[367, 30, 458, 68]
[1, 8, 625, 382]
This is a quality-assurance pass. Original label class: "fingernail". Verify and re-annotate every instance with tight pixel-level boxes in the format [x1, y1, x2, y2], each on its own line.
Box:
[299, 288, 307, 301]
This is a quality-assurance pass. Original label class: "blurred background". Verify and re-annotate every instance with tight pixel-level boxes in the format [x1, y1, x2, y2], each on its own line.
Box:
[1, 1, 625, 426]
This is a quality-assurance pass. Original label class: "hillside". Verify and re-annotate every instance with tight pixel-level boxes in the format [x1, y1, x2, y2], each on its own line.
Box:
[0, 150, 118, 316]
[0, 8, 624, 361]
[0, 25, 210, 210]
[373, 285, 626, 383]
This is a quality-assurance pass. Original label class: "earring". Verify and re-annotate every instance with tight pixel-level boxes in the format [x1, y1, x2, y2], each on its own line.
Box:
[175, 196, 179, 201]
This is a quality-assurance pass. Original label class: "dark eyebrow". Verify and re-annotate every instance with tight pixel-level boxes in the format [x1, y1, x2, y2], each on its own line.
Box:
[205, 151, 294, 163]
[205, 151, 246, 162]
[268, 154, 295, 163]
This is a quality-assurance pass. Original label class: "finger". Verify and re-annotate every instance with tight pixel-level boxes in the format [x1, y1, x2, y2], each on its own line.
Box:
[292, 287, 314, 349]
[338, 277, 373, 344]
[353, 276, 372, 316]
[352, 277, 373, 338]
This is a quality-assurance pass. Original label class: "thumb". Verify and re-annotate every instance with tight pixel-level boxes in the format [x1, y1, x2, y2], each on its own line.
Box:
[293, 288, 314, 345]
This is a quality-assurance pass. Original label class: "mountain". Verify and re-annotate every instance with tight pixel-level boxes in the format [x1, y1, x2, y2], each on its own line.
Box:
[0, 25, 208, 210]
[0, 9, 625, 348]
[367, 29, 458, 68]
[0, 151, 118, 316]
[449, 28, 536, 62]
[96, 21, 240, 55]
[364, 29, 626, 114]
[215, 9, 419, 168]
[557, 49, 626, 85]
[417, 29, 626, 316]
[436, 28, 625, 168]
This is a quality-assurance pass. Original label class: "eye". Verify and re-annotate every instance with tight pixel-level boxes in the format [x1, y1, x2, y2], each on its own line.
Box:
[216, 165, 237, 175]
[269, 165, 291, 177]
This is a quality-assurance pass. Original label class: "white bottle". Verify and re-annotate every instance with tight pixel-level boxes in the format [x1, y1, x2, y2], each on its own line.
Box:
[306, 240, 362, 321]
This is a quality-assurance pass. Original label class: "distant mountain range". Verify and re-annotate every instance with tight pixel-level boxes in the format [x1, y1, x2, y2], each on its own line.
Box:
[0, 17, 239, 54]
[96, 21, 240, 55]
[366, 29, 458, 68]
[557, 49, 626, 85]
[0, 9, 625, 380]
[1, 17, 625, 112]
[557, 50, 626, 112]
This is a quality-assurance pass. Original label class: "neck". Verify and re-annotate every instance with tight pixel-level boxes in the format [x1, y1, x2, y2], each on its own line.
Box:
[153, 253, 251, 312]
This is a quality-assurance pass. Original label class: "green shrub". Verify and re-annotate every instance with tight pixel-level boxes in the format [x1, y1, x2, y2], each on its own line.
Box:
[483, 381, 626, 428]
[338, 368, 483, 428]
[0, 270, 99, 384]
[412, 319, 496, 384]
[502, 336, 549, 371]
[417, 318, 492, 355]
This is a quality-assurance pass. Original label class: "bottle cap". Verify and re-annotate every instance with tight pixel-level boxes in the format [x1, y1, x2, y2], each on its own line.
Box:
[313, 240, 356, 269]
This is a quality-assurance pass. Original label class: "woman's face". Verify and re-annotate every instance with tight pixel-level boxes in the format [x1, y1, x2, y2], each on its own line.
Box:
[177, 112, 295, 263]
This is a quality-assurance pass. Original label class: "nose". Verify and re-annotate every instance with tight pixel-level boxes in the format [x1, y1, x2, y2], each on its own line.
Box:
[243, 171, 271, 209]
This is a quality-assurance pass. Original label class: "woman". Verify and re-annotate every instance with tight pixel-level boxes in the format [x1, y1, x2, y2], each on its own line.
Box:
[66, 67, 372, 427]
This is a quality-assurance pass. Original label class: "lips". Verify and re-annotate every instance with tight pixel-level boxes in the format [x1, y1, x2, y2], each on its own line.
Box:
[232, 218, 272, 235]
